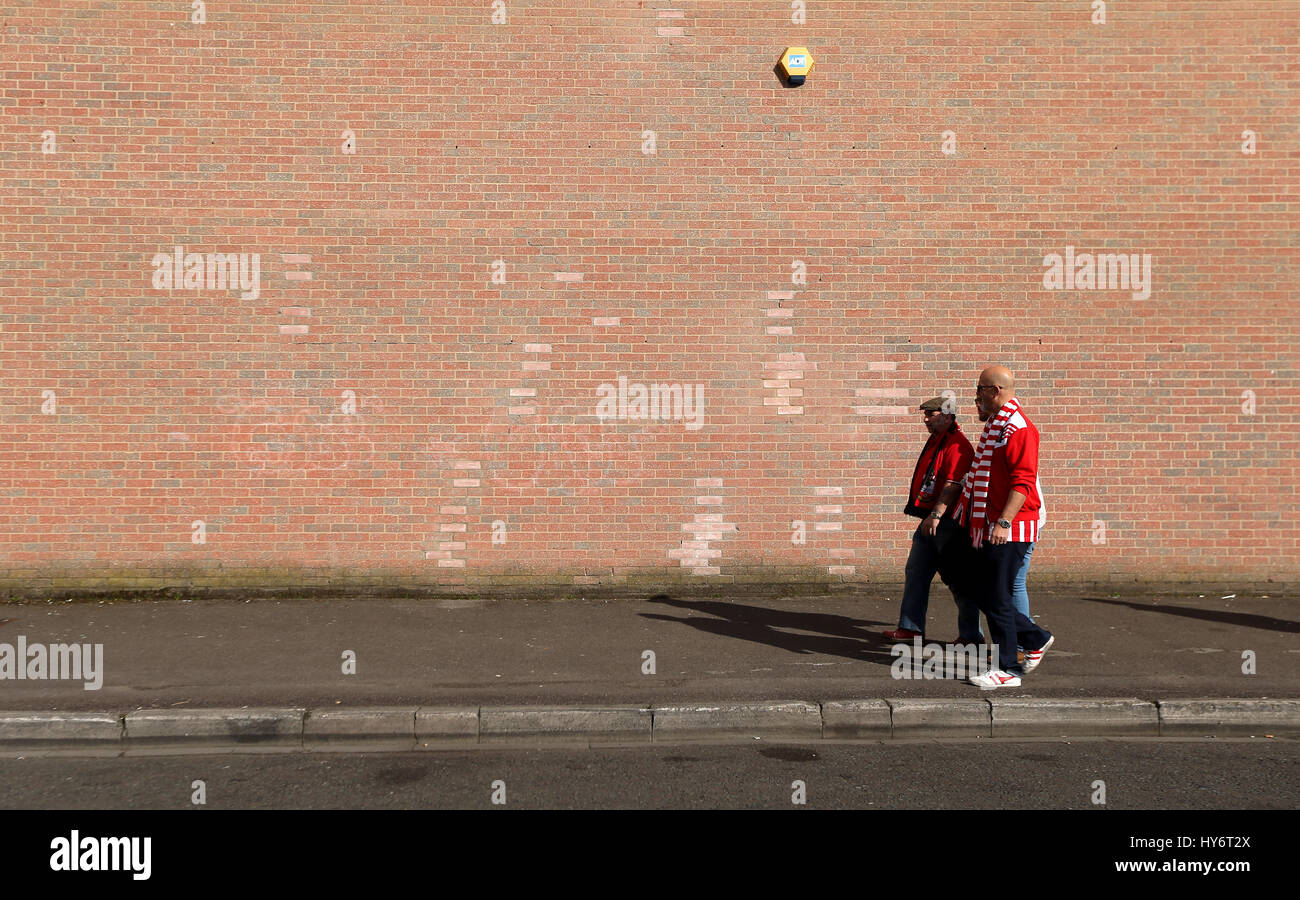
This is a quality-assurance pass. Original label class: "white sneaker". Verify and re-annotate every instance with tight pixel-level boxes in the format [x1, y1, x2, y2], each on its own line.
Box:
[969, 669, 1022, 689]
[1023, 635, 1054, 673]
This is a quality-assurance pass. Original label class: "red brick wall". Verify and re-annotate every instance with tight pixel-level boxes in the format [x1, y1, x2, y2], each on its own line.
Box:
[1, 1, 1295, 595]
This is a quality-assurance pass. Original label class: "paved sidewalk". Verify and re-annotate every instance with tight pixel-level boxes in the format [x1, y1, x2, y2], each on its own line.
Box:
[0, 584, 1296, 750]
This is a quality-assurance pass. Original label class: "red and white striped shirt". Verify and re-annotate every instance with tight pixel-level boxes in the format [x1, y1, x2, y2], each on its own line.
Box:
[956, 397, 1044, 547]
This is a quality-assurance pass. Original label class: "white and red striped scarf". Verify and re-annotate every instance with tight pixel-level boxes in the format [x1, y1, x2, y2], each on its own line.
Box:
[957, 396, 1020, 547]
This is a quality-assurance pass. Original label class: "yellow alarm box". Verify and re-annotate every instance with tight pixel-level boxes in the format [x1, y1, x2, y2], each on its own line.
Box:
[779, 47, 814, 85]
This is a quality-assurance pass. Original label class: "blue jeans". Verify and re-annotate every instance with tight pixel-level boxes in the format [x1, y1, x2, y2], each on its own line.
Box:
[975, 541, 1052, 676]
[1012, 541, 1034, 618]
[897, 519, 984, 640]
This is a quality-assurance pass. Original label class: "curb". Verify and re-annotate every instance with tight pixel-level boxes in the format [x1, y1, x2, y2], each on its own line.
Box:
[1156, 699, 1300, 736]
[0, 711, 124, 756]
[888, 698, 992, 737]
[652, 701, 821, 742]
[991, 698, 1160, 737]
[0, 698, 1296, 755]
[479, 707, 651, 745]
[306, 707, 419, 752]
[124, 708, 305, 755]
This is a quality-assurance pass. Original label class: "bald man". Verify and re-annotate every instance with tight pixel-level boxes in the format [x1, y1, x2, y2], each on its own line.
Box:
[953, 365, 1054, 688]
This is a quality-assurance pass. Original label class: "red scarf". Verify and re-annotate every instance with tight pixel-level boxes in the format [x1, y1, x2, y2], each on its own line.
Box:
[957, 397, 1020, 546]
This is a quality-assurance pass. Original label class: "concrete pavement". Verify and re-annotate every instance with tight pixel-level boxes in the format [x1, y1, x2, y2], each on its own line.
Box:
[0, 583, 1296, 753]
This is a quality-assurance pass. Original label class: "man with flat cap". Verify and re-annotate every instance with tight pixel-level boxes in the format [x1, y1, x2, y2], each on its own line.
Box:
[954, 365, 1054, 688]
[882, 395, 983, 644]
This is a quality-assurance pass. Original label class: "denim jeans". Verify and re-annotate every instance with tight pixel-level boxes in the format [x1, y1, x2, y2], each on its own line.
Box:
[897, 519, 984, 640]
[1012, 541, 1034, 618]
[975, 541, 1052, 676]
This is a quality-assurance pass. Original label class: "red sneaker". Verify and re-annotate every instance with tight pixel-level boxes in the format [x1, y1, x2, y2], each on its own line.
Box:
[882, 628, 923, 641]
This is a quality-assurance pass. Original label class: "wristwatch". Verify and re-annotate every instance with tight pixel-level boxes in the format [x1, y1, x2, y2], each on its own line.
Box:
[927, 511, 943, 520]
[997, 518, 1012, 529]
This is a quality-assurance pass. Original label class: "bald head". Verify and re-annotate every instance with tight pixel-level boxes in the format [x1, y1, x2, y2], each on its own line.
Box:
[975, 365, 1016, 418]
[980, 365, 1015, 393]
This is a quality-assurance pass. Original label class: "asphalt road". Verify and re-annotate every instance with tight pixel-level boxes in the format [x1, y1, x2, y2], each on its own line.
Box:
[2, 738, 1295, 810]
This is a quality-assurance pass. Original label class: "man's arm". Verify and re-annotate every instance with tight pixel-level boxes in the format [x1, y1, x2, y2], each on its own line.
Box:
[921, 480, 963, 536]
[998, 490, 1027, 523]
[932, 480, 963, 517]
[991, 425, 1038, 543]
[1000, 426, 1038, 520]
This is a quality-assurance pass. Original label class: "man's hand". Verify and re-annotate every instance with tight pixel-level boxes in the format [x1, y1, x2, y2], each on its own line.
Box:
[925, 483, 963, 539]
[992, 495, 1026, 546]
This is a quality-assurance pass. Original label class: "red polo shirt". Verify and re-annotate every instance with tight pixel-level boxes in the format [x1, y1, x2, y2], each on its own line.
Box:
[909, 423, 975, 518]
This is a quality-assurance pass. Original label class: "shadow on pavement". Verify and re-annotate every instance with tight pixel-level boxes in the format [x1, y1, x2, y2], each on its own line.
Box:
[1082, 596, 1300, 634]
[640, 593, 897, 665]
